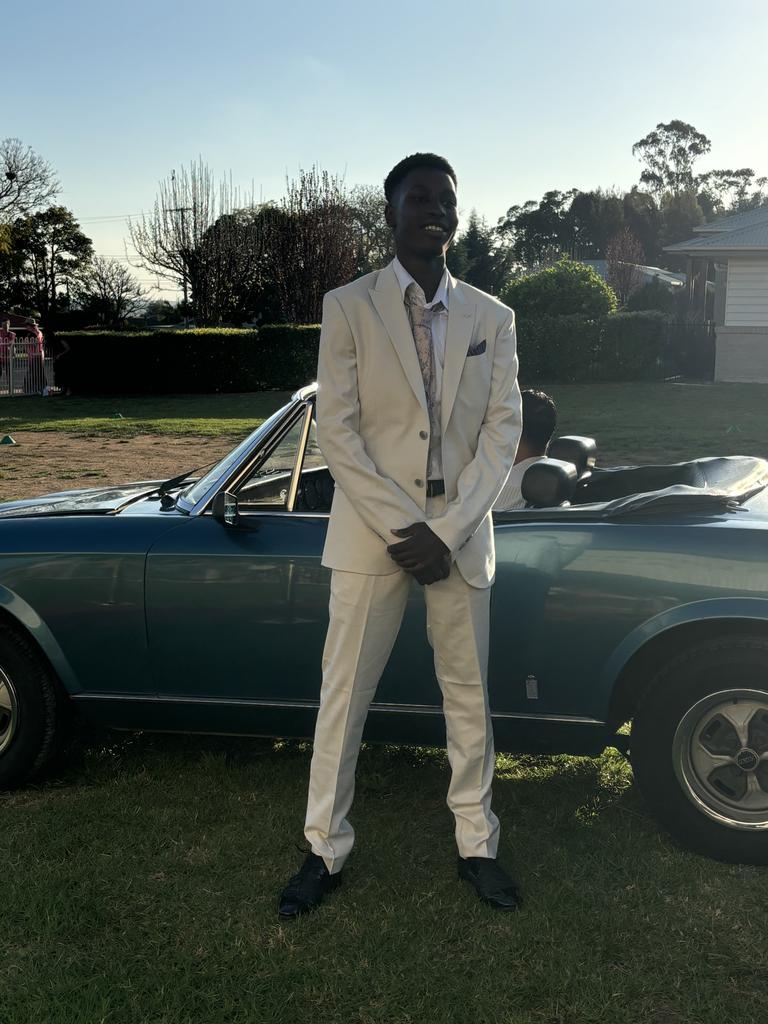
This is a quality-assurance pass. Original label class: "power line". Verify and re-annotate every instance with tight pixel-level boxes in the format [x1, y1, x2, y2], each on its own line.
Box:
[78, 213, 144, 222]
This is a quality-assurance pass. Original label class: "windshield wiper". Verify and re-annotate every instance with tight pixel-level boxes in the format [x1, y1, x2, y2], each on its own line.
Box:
[157, 460, 218, 497]
[154, 462, 218, 510]
[158, 469, 198, 496]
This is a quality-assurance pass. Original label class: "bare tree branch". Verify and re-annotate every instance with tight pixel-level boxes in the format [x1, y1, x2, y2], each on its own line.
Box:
[128, 161, 266, 323]
[606, 229, 646, 305]
[0, 138, 59, 218]
[264, 167, 357, 323]
[74, 256, 146, 325]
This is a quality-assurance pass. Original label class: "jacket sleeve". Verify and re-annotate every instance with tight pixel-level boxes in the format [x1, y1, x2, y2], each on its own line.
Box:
[316, 292, 426, 542]
[427, 308, 522, 554]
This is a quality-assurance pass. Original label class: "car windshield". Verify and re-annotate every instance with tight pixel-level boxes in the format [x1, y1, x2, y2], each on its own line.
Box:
[177, 403, 291, 508]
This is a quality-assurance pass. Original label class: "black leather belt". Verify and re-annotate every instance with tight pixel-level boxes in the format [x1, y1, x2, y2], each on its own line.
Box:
[426, 479, 445, 497]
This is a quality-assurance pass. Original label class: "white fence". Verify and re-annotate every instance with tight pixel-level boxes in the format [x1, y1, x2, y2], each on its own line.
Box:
[0, 339, 55, 397]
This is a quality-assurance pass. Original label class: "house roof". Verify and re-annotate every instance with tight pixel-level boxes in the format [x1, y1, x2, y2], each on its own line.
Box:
[665, 220, 768, 255]
[581, 259, 686, 287]
[693, 205, 768, 234]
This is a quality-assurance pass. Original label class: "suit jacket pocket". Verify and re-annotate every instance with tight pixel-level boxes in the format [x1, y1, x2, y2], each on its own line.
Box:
[467, 338, 486, 357]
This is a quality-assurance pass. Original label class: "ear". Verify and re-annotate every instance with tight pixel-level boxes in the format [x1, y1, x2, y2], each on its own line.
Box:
[384, 202, 396, 230]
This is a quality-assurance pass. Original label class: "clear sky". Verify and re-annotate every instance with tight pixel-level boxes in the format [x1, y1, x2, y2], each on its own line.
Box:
[5, 0, 768, 294]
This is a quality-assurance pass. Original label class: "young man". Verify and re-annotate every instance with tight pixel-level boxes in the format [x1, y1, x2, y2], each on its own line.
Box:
[493, 390, 557, 511]
[278, 154, 522, 918]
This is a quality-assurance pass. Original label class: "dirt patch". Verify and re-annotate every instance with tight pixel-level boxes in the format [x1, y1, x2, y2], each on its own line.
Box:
[0, 432, 240, 502]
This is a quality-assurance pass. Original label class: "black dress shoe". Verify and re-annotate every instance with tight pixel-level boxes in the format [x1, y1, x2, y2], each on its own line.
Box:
[458, 856, 522, 911]
[278, 852, 342, 919]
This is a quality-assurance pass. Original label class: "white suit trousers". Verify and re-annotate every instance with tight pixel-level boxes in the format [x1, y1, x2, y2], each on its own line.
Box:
[305, 508, 499, 873]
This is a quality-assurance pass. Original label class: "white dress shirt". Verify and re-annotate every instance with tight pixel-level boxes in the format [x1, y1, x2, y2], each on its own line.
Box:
[392, 257, 450, 479]
[493, 456, 541, 511]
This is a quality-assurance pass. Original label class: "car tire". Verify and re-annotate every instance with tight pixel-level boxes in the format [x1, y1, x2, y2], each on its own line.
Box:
[632, 636, 768, 864]
[0, 623, 65, 789]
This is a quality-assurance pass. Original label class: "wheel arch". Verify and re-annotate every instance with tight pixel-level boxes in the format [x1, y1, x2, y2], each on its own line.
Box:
[604, 599, 768, 730]
[0, 585, 79, 694]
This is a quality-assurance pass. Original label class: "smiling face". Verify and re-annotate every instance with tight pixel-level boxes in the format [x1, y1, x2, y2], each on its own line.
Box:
[385, 167, 459, 261]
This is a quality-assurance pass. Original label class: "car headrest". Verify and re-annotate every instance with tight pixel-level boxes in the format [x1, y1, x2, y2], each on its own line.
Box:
[521, 458, 579, 508]
[547, 436, 597, 478]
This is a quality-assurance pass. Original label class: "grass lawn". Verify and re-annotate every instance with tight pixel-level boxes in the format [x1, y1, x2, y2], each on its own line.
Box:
[0, 392, 293, 440]
[2, 381, 768, 1023]
[2, 381, 766, 466]
[3, 735, 765, 1024]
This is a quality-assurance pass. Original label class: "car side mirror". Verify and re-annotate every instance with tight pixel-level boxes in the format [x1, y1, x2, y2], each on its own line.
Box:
[212, 491, 239, 526]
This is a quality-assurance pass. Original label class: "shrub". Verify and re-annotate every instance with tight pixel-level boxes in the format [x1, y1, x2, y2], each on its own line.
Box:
[625, 278, 679, 315]
[57, 327, 321, 395]
[504, 257, 618, 320]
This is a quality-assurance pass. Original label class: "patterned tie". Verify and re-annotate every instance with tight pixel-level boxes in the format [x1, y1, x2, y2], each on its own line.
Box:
[404, 281, 446, 480]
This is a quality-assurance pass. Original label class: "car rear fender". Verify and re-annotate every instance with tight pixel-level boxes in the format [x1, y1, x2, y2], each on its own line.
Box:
[601, 597, 768, 727]
[0, 583, 80, 694]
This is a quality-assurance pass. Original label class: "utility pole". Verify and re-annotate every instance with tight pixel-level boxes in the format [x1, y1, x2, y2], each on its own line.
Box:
[167, 205, 192, 326]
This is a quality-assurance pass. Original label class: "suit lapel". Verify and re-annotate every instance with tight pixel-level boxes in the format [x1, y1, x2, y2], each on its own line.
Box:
[441, 280, 476, 432]
[369, 265, 427, 412]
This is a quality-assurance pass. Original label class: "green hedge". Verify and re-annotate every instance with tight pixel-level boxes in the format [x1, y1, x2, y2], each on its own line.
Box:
[517, 311, 667, 383]
[56, 326, 321, 395]
[598, 311, 667, 381]
[58, 312, 670, 395]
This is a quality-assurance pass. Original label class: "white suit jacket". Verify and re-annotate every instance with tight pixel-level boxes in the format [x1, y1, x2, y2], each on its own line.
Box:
[316, 262, 522, 589]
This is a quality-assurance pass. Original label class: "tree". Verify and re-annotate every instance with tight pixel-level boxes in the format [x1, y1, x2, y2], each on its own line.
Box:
[605, 228, 646, 305]
[9, 207, 93, 321]
[129, 161, 268, 324]
[632, 120, 712, 196]
[195, 205, 281, 324]
[448, 210, 511, 294]
[73, 257, 145, 325]
[568, 190, 626, 258]
[349, 184, 393, 276]
[143, 299, 188, 325]
[659, 190, 704, 248]
[0, 138, 59, 220]
[503, 257, 617, 321]
[697, 168, 768, 218]
[264, 167, 357, 323]
[623, 188, 662, 265]
[497, 190, 578, 268]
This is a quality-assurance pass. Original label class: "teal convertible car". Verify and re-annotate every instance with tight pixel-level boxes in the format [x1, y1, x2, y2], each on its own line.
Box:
[2, 383, 768, 865]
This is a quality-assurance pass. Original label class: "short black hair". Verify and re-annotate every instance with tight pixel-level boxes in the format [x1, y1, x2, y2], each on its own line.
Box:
[384, 153, 458, 203]
[521, 389, 557, 451]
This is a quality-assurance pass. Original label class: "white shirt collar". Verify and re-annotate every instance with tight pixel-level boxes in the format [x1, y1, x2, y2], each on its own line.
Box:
[392, 257, 451, 310]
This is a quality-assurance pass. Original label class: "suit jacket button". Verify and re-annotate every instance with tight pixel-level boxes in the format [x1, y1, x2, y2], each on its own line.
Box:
[415, 478, 424, 488]
[419, 430, 428, 440]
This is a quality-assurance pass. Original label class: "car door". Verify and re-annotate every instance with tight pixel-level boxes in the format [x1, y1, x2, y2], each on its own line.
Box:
[145, 402, 332, 706]
[144, 400, 438, 711]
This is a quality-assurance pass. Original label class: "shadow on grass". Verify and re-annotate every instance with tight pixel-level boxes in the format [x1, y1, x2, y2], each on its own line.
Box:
[43, 724, 644, 845]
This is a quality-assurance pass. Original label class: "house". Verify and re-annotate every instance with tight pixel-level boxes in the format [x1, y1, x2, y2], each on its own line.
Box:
[665, 206, 768, 381]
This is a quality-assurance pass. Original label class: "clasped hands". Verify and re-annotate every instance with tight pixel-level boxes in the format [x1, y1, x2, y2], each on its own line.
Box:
[387, 522, 451, 585]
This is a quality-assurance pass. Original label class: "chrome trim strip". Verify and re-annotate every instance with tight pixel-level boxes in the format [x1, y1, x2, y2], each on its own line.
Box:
[292, 382, 318, 402]
[70, 692, 605, 725]
[178, 396, 306, 517]
[207, 405, 307, 514]
[286, 404, 313, 512]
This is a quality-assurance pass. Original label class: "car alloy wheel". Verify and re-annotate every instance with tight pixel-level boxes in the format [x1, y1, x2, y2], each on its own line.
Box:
[0, 665, 19, 756]
[672, 688, 768, 830]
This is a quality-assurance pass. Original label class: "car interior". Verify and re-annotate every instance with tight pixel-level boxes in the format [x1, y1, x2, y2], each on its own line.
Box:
[234, 414, 768, 519]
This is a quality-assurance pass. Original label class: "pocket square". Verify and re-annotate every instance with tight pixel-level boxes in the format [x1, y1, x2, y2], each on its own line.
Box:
[467, 339, 486, 357]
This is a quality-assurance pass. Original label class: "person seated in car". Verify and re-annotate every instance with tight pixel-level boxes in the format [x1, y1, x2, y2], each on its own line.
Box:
[493, 389, 557, 511]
